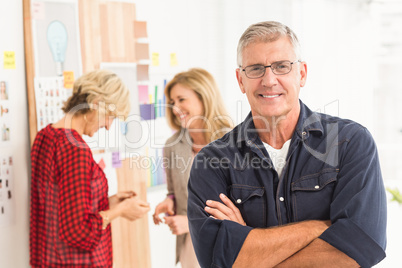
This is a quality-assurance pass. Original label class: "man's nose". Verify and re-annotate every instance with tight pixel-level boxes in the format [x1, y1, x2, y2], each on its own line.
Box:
[261, 67, 278, 87]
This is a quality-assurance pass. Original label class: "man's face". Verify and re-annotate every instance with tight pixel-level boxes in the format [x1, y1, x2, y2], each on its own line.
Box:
[236, 37, 307, 122]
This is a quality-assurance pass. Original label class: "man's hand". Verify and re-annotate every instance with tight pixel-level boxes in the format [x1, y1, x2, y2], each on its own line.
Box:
[205, 193, 246, 226]
[164, 215, 189, 235]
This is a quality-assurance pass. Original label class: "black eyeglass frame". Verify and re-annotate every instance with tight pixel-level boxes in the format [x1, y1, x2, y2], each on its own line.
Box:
[240, 60, 301, 79]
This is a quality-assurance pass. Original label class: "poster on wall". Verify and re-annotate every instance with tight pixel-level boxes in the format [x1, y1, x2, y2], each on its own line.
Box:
[31, 0, 82, 77]
[0, 153, 14, 226]
[0, 80, 12, 144]
[34, 76, 72, 131]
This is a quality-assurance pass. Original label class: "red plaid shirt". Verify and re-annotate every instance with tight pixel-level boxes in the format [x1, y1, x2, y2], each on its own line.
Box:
[30, 125, 112, 268]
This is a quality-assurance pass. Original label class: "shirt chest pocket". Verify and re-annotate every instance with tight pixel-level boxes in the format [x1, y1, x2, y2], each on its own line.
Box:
[291, 170, 338, 221]
[229, 185, 266, 228]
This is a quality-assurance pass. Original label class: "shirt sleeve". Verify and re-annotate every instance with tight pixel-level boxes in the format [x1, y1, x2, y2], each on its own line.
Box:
[56, 139, 103, 251]
[188, 151, 252, 268]
[319, 127, 387, 268]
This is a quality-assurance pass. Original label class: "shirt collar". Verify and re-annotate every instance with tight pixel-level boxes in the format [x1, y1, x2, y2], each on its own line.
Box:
[295, 100, 324, 139]
[237, 100, 324, 143]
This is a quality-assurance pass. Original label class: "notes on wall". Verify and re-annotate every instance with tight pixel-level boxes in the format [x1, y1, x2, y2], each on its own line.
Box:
[0, 153, 14, 226]
[31, 0, 82, 77]
[0, 80, 11, 145]
[34, 76, 72, 132]
[3, 52, 16, 69]
[26, 0, 180, 189]
[170, 53, 178, 67]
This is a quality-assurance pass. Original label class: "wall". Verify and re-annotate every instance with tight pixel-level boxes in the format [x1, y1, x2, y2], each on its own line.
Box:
[0, 0, 30, 267]
[136, 0, 401, 267]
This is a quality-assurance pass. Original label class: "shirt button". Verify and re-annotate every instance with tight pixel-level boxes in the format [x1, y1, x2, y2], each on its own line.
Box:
[236, 199, 242, 204]
[279, 197, 284, 202]
[302, 131, 307, 136]
[314, 185, 319, 189]
[246, 140, 252, 145]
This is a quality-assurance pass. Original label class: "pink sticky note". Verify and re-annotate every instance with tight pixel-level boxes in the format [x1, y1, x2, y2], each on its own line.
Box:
[32, 1, 45, 20]
[98, 158, 106, 170]
[138, 85, 149, 104]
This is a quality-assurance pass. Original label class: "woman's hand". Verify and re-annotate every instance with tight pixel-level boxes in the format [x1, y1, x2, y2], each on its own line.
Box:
[164, 215, 189, 235]
[118, 196, 150, 221]
[204, 193, 246, 226]
[109, 191, 136, 209]
[153, 197, 175, 225]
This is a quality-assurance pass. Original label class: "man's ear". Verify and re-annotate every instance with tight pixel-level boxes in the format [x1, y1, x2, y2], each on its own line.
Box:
[236, 68, 246, 94]
[299, 61, 307, 87]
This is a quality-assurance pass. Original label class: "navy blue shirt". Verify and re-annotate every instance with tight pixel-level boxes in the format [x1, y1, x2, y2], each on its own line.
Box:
[188, 101, 386, 268]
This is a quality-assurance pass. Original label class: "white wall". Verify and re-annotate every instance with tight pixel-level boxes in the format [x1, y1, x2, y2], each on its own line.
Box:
[0, 0, 30, 267]
[137, 1, 401, 267]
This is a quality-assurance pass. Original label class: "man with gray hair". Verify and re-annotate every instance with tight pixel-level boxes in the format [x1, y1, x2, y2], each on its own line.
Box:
[187, 21, 386, 267]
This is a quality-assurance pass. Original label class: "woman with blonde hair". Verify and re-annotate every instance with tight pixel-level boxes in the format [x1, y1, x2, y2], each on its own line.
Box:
[153, 68, 232, 268]
[30, 69, 150, 268]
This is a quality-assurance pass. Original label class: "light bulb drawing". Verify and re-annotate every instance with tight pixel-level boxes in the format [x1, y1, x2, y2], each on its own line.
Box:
[47, 20, 68, 76]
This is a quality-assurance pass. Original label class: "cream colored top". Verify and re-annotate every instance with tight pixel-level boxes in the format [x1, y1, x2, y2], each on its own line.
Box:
[163, 129, 194, 264]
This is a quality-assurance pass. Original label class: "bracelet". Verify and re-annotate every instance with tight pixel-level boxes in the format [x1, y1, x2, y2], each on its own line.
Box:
[99, 211, 110, 230]
[167, 194, 175, 200]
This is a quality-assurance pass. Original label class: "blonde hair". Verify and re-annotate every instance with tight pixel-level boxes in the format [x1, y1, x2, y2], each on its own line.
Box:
[164, 68, 233, 143]
[62, 69, 130, 119]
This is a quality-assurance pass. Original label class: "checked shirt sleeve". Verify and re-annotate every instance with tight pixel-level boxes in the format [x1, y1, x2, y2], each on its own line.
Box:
[56, 138, 103, 251]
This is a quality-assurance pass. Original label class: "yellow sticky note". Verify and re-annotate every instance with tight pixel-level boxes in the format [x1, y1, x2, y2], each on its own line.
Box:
[170, 53, 178, 66]
[4, 51, 16, 69]
[151, 52, 159, 66]
[63, 71, 74, 89]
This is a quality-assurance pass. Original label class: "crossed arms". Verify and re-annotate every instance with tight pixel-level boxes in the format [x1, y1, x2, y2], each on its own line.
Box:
[188, 127, 386, 268]
[206, 194, 359, 268]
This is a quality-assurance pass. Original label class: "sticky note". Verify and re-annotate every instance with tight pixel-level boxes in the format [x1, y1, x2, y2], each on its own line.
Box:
[3, 51, 16, 69]
[63, 71, 74, 89]
[112, 152, 122, 168]
[151, 52, 159, 66]
[140, 104, 155, 120]
[98, 158, 106, 170]
[138, 85, 149, 104]
[32, 1, 45, 20]
[170, 53, 178, 66]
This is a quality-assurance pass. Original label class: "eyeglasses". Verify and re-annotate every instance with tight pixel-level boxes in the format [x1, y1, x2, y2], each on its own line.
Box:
[241, 60, 301, 79]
